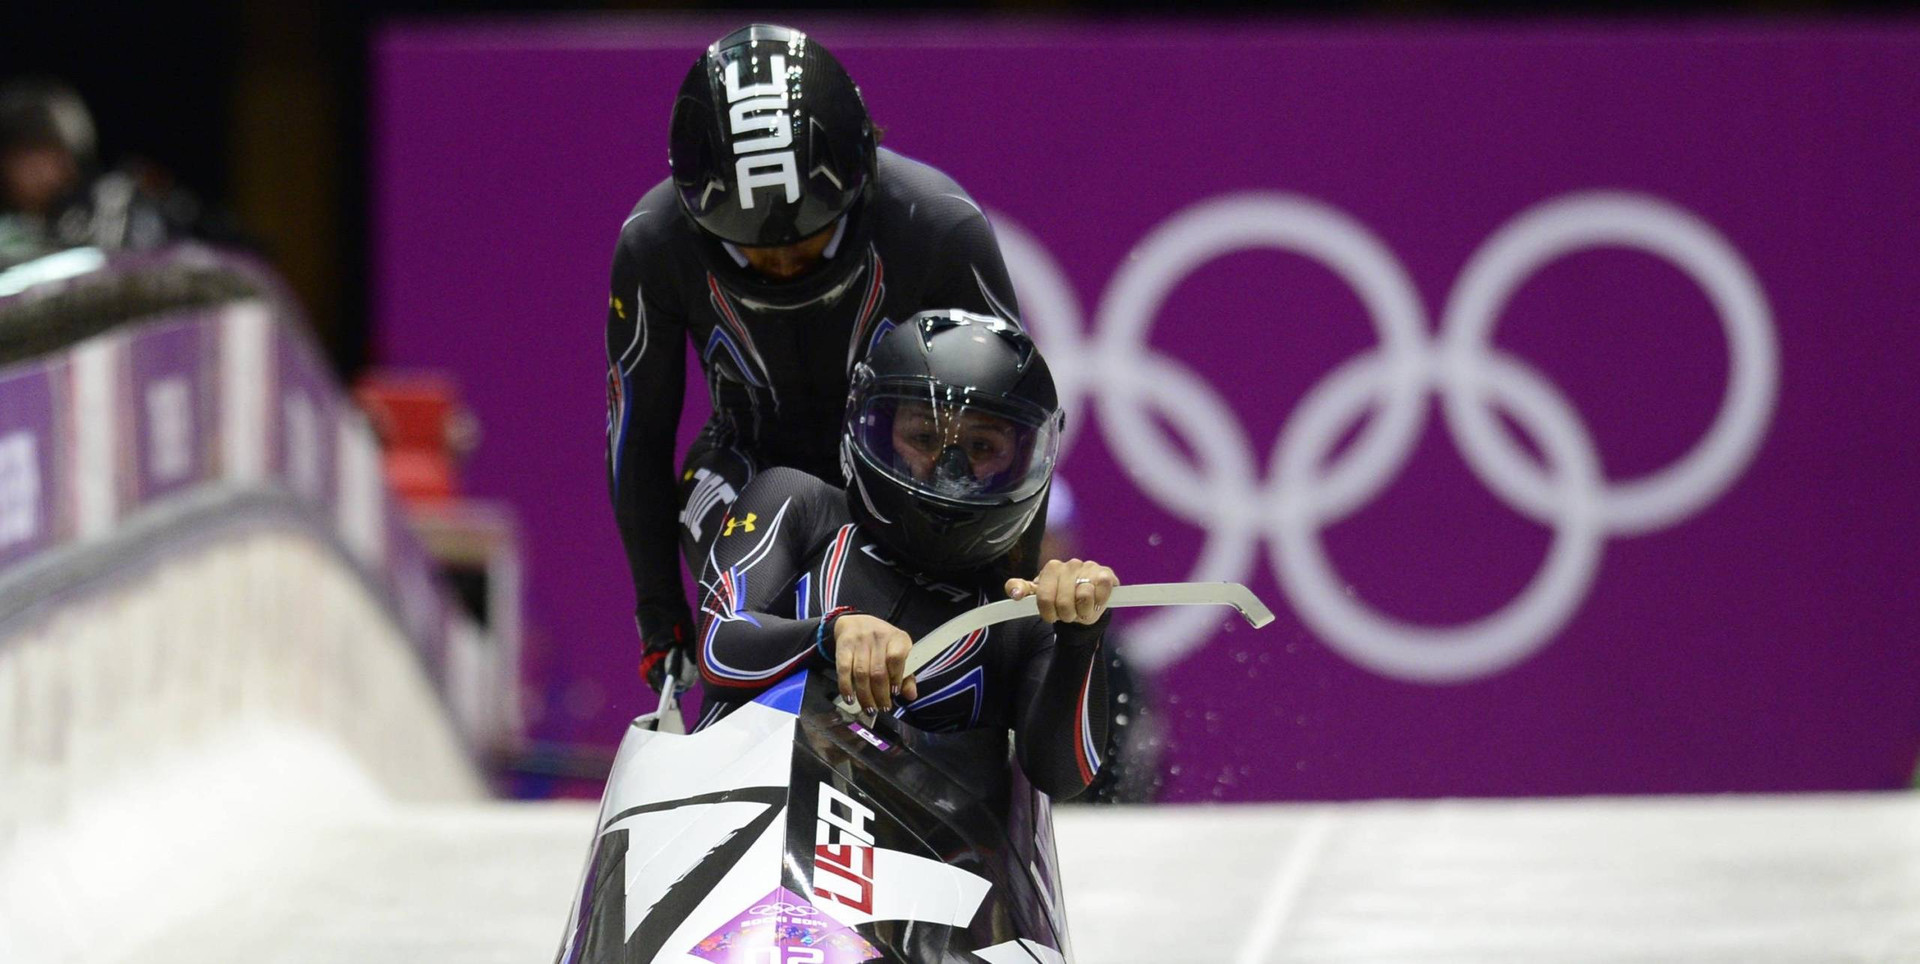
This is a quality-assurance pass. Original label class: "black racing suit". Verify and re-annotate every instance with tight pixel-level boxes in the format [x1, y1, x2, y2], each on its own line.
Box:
[606, 148, 1022, 678]
[691, 468, 1109, 801]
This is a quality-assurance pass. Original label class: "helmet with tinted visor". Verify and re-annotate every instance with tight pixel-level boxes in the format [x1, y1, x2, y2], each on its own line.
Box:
[848, 377, 1060, 507]
[841, 310, 1060, 574]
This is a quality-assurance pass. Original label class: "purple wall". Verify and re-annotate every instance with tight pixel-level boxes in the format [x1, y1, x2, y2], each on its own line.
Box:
[372, 20, 1920, 800]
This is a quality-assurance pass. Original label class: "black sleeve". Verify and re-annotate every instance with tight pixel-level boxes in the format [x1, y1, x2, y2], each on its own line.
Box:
[922, 203, 1022, 326]
[606, 228, 692, 647]
[693, 469, 844, 695]
[1010, 616, 1112, 800]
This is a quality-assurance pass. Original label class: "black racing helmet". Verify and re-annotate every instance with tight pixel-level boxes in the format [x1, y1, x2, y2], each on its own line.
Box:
[669, 24, 876, 249]
[842, 310, 1062, 574]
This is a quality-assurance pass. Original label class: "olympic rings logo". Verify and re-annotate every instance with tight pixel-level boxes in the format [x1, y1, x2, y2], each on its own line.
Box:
[993, 191, 1777, 683]
[750, 902, 819, 917]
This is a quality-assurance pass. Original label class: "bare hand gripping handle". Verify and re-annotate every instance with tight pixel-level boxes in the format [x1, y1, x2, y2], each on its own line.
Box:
[837, 581, 1275, 719]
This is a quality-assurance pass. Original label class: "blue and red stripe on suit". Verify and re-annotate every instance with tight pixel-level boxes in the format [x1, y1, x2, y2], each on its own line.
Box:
[692, 467, 1110, 801]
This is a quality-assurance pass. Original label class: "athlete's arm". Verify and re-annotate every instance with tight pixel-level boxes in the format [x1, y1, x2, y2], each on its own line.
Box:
[693, 469, 841, 695]
[606, 229, 693, 674]
[1006, 560, 1118, 799]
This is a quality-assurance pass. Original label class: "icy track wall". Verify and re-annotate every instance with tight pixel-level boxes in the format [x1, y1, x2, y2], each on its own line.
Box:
[0, 249, 506, 960]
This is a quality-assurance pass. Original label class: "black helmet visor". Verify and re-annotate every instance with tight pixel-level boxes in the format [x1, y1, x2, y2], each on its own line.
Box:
[850, 378, 1060, 505]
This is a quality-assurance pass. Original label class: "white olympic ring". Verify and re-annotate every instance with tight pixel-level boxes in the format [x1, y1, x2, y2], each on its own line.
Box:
[750, 902, 818, 917]
[992, 191, 1777, 682]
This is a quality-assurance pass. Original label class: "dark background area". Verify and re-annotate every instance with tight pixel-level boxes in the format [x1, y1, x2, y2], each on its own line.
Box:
[1, 0, 1900, 378]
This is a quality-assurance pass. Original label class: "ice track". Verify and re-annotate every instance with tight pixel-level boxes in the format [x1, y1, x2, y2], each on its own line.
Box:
[113, 791, 1920, 963]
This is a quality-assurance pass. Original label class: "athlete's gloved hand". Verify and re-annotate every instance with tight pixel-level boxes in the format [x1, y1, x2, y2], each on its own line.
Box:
[1006, 558, 1119, 625]
[831, 613, 919, 714]
[636, 604, 695, 694]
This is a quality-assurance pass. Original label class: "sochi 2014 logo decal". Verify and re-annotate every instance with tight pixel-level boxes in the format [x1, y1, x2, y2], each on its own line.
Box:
[690, 886, 879, 964]
[994, 192, 1778, 683]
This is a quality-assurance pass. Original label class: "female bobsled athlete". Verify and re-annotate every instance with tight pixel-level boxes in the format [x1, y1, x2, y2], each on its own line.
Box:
[605, 24, 1025, 693]
[690, 309, 1112, 798]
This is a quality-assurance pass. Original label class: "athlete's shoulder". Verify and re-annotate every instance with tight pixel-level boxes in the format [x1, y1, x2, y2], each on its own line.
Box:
[730, 468, 853, 551]
[613, 179, 704, 314]
[870, 148, 990, 231]
[740, 467, 850, 520]
[616, 177, 696, 254]
[874, 148, 969, 199]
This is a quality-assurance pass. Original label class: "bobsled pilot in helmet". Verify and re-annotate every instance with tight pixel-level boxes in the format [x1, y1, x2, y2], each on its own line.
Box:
[688, 310, 1116, 800]
[842, 309, 1061, 574]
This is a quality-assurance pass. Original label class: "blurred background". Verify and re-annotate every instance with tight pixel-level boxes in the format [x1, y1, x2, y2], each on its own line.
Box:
[4, 2, 1918, 961]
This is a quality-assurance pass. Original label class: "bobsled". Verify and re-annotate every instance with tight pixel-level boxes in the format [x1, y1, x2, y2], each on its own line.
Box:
[555, 583, 1272, 964]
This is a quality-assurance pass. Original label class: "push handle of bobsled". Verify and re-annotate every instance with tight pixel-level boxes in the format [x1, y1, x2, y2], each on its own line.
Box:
[835, 581, 1275, 719]
[631, 650, 692, 734]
